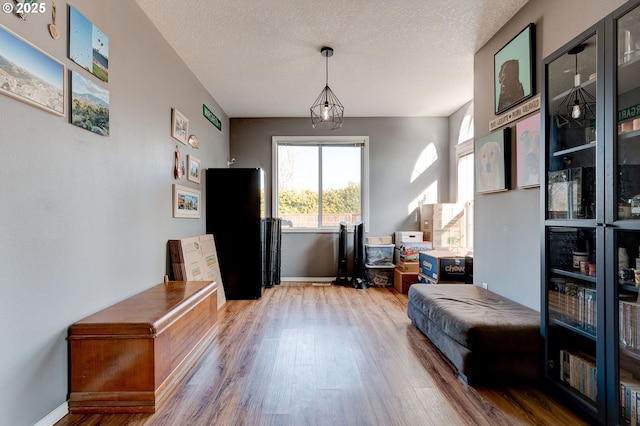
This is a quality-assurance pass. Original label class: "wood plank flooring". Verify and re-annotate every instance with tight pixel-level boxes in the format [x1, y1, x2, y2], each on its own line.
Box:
[56, 283, 590, 426]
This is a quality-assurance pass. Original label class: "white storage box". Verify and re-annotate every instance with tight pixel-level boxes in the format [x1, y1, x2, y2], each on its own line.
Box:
[366, 236, 393, 245]
[394, 231, 424, 247]
[365, 244, 395, 266]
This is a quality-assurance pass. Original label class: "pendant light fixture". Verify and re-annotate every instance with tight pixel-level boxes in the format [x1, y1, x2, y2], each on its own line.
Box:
[310, 46, 344, 130]
[555, 44, 596, 129]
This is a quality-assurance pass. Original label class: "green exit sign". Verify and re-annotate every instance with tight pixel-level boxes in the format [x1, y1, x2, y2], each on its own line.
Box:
[619, 103, 640, 122]
[203, 104, 222, 131]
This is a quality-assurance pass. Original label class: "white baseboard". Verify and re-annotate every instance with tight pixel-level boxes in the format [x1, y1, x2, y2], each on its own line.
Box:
[281, 277, 334, 282]
[34, 401, 68, 426]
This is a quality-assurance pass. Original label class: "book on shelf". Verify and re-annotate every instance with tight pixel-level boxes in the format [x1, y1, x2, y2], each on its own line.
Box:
[548, 282, 596, 333]
[559, 349, 597, 402]
[620, 371, 640, 426]
[620, 300, 640, 351]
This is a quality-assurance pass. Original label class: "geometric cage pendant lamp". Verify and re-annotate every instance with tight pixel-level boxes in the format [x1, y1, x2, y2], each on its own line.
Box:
[310, 46, 344, 130]
[554, 44, 596, 130]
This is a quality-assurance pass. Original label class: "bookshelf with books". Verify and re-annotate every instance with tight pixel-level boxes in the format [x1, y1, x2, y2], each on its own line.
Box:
[542, 1, 640, 423]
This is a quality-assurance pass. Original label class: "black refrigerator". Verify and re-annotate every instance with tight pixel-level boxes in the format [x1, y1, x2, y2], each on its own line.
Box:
[206, 168, 264, 299]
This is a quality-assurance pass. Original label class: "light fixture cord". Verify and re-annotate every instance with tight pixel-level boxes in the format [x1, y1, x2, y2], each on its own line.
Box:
[325, 54, 329, 87]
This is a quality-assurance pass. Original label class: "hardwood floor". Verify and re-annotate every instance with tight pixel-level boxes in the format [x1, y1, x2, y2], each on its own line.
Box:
[56, 283, 589, 426]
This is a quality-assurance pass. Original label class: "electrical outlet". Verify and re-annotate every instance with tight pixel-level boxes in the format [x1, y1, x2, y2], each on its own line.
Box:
[482, 282, 488, 290]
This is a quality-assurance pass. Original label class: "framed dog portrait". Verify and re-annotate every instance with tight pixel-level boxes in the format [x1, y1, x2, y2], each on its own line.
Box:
[475, 128, 511, 194]
[494, 23, 535, 115]
[516, 113, 541, 188]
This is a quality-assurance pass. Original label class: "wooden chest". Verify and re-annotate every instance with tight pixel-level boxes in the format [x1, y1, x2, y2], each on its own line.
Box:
[68, 281, 217, 413]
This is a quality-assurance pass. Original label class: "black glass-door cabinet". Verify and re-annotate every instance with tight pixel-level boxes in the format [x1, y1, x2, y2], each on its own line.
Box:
[542, 1, 640, 424]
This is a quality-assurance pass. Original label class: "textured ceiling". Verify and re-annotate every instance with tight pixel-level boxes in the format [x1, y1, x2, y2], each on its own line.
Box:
[135, 0, 529, 118]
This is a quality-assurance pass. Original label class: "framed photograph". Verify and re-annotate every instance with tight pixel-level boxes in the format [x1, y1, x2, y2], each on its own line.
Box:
[71, 71, 109, 136]
[475, 128, 511, 194]
[187, 155, 201, 184]
[0, 25, 65, 116]
[69, 5, 109, 82]
[516, 113, 541, 188]
[173, 184, 201, 218]
[494, 23, 535, 114]
[171, 108, 189, 144]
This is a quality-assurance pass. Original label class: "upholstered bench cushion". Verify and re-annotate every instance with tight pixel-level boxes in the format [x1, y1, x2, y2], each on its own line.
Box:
[408, 284, 540, 353]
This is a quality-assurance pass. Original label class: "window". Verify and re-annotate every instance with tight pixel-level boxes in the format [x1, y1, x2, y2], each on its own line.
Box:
[456, 110, 474, 251]
[272, 136, 369, 230]
[457, 141, 474, 203]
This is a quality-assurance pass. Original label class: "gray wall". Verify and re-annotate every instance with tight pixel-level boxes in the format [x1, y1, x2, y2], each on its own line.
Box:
[230, 117, 449, 278]
[0, 2, 229, 425]
[473, 0, 627, 310]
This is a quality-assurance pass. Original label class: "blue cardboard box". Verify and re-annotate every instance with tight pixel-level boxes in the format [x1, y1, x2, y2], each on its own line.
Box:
[419, 250, 466, 283]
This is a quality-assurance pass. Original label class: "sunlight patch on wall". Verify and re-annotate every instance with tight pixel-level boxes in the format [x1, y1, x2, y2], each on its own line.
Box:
[407, 181, 438, 215]
[410, 143, 438, 183]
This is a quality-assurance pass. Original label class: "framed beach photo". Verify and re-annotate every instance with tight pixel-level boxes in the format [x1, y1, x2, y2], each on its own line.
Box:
[0, 25, 65, 116]
[516, 113, 541, 188]
[171, 108, 189, 144]
[173, 184, 201, 218]
[475, 128, 511, 194]
[494, 23, 535, 115]
[187, 155, 201, 184]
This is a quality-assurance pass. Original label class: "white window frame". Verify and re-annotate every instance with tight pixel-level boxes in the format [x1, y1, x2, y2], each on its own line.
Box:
[272, 136, 369, 233]
[456, 138, 474, 202]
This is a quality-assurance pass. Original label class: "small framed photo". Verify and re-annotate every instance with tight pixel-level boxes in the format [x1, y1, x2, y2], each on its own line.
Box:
[494, 23, 535, 114]
[516, 113, 541, 188]
[171, 108, 189, 144]
[475, 128, 511, 194]
[187, 155, 201, 184]
[173, 184, 201, 218]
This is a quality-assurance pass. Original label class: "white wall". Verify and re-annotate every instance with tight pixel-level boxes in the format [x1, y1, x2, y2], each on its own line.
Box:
[0, 2, 228, 424]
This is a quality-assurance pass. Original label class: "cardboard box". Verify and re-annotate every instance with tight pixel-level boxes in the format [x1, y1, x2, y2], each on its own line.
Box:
[417, 273, 465, 285]
[395, 259, 419, 273]
[399, 241, 433, 262]
[394, 231, 423, 247]
[394, 267, 419, 294]
[417, 273, 430, 284]
[168, 235, 226, 308]
[430, 202, 473, 250]
[366, 236, 393, 245]
[419, 204, 433, 241]
[365, 265, 394, 287]
[365, 244, 395, 266]
[419, 250, 466, 283]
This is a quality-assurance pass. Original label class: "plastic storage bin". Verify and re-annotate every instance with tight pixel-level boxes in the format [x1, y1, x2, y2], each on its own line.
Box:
[365, 265, 394, 287]
[365, 244, 394, 266]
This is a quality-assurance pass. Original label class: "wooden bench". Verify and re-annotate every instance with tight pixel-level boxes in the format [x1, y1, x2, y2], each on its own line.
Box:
[407, 284, 540, 385]
[68, 280, 217, 413]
